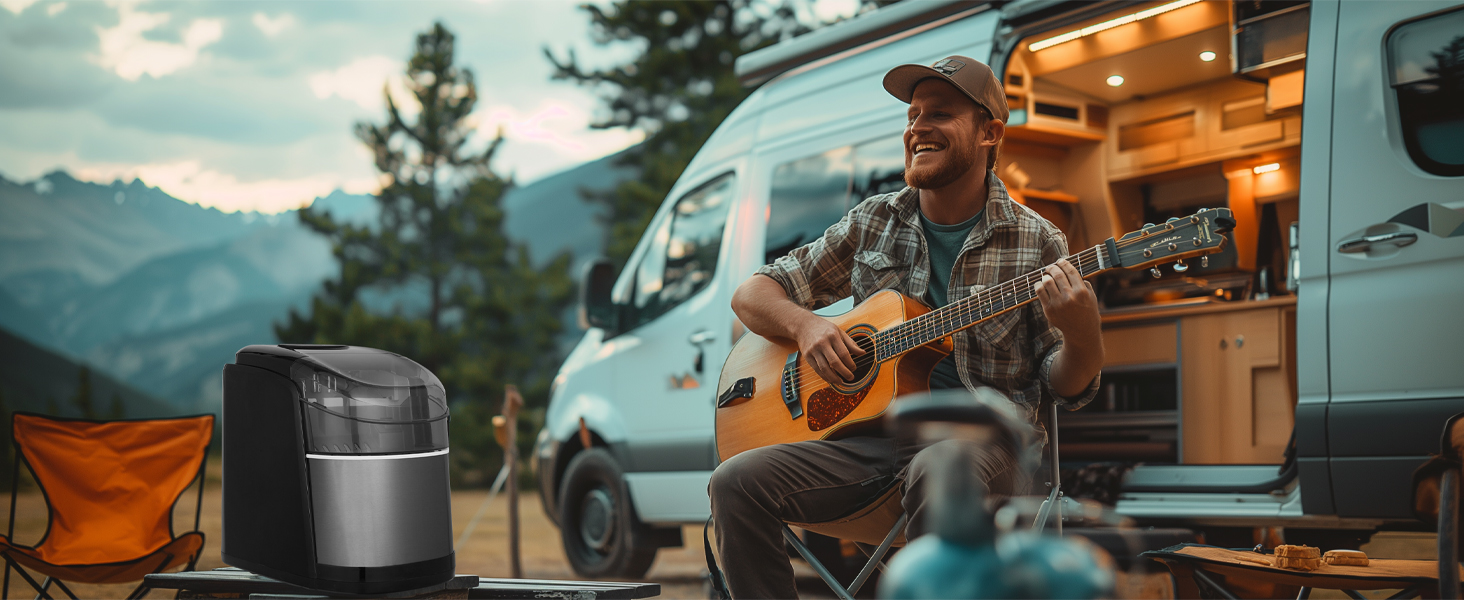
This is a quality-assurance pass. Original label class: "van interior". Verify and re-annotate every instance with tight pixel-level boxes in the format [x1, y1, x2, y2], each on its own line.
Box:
[998, 0, 1309, 466]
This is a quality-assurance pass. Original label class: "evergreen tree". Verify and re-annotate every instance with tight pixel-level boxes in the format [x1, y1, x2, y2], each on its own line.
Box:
[73, 366, 95, 419]
[276, 22, 573, 486]
[547, 0, 888, 267]
[109, 392, 126, 420]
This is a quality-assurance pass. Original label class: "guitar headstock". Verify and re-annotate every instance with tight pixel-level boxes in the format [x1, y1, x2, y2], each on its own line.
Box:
[1109, 208, 1235, 273]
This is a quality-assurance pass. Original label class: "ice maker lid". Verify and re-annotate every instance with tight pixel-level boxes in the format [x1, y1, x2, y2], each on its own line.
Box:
[288, 346, 447, 424]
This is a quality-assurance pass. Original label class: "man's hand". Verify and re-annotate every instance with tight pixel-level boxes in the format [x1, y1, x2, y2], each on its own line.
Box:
[1032, 259, 1101, 342]
[1033, 259, 1104, 398]
[795, 317, 866, 385]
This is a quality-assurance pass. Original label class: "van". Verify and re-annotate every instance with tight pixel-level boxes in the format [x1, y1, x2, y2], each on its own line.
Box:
[535, 0, 1464, 577]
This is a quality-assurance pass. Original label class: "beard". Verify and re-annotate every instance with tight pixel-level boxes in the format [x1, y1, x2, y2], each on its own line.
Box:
[904, 136, 979, 190]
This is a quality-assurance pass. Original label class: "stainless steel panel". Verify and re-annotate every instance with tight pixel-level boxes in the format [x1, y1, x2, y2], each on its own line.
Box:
[308, 453, 452, 567]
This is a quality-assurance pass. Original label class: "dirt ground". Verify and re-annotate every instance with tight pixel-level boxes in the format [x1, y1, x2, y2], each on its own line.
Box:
[0, 478, 1439, 599]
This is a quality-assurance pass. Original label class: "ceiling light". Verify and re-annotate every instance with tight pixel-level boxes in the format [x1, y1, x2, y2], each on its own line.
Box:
[1028, 0, 1205, 52]
[1253, 163, 1281, 174]
[1199, 51, 1217, 62]
[1106, 75, 1125, 87]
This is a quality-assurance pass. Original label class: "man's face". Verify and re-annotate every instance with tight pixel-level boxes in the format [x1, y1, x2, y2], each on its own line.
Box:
[903, 78, 983, 190]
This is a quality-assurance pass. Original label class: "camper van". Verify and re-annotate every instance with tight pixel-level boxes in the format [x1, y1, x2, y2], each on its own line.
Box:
[535, 0, 1464, 578]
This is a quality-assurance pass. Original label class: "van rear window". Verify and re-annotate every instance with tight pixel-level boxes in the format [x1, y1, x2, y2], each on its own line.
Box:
[1386, 6, 1464, 176]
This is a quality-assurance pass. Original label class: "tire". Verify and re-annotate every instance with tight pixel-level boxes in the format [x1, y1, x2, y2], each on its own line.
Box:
[557, 448, 658, 579]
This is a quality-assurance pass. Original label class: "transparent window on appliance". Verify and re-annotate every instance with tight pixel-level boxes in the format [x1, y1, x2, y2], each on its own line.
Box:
[630, 172, 735, 327]
[1387, 7, 1464, 176]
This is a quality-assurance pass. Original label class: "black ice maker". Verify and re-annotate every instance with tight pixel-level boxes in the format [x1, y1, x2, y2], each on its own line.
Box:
[222, 344, 454, 594]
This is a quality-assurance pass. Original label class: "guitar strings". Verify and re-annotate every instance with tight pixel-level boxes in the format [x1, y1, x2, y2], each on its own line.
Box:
[782, 227, 1191, 391]
[788, 246, 1105, 389]
[788, 245, 1106, 391]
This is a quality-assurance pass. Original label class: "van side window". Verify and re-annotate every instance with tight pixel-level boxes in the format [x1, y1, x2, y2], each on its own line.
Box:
[851, 135, 906, 202]
[626, 172, 735, 329]
[1386, 7, 1464, 177]
[765, 148, 853, 263]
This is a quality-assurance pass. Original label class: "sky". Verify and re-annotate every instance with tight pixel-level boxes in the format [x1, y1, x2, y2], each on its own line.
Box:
[0, 0, 862, 213]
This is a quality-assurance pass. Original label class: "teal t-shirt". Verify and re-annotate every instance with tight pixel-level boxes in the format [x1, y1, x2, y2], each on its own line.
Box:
[918, 208, 984, 390]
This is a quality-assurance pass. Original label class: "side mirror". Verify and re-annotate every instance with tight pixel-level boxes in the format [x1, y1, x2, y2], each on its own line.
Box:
[579, 258, 619, 331]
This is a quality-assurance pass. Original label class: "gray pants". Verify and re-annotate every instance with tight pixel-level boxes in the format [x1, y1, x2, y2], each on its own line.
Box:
[708, 435, 1023, 599]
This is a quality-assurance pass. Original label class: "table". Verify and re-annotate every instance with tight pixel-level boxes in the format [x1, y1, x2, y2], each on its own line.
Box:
[1142, 544, 1455, 599]
[143, 568, 660, 599]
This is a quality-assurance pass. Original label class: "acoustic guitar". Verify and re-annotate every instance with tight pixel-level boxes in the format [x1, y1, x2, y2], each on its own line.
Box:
[714, 208, 1235, 461]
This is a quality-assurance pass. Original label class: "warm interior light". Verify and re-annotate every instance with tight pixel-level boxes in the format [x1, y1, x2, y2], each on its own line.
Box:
[1199, 51, 1217, 62]
[1253, 163, 1281, 174]
[1106, 75, 1125, 87]
[1028, 0, 1205, 52]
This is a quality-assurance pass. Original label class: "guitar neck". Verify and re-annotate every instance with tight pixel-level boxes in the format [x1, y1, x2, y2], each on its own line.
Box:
[872, 244, 1112, 360]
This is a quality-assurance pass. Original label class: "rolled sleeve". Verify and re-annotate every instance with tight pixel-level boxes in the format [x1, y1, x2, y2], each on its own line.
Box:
[754, 212, 857, 310]
[1032, 225, 1100, 410]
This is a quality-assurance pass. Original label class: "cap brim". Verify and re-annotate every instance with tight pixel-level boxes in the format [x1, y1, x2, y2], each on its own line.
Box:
[881, 64, 945, 103]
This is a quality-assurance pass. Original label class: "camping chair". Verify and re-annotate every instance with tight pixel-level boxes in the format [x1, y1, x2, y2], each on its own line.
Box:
[1413, 412, 1464, 600]
[0, 412, 214, 600]
[775, 388, 1046, 600]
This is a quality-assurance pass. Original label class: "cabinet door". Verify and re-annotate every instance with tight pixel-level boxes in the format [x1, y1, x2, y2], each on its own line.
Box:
[1181, 308, 1293, 464]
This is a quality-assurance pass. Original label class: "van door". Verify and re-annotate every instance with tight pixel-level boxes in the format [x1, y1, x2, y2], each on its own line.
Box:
[610, 172, 738, 482]
[1324, 1, 1464, 518]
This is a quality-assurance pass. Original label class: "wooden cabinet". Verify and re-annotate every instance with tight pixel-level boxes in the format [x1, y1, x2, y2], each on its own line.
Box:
[1179, 305, 1296, 464]
[1099, 298, 1297, 465]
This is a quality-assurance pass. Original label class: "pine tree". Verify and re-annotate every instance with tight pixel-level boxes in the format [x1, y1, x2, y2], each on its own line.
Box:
[546, 0, 888, 267]
[73, 366, 95, 419]
[109, 392, 126, 420]
[276, 22, 574, 485]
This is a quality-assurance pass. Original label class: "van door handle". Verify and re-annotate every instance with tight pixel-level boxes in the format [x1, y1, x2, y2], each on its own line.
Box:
[1337, 231, 1418, 254]
[689, 330, 716, 374]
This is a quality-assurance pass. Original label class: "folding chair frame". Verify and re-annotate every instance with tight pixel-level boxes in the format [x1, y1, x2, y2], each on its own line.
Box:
[0, 415, 211, 600]
[786, 404, 1066, 599]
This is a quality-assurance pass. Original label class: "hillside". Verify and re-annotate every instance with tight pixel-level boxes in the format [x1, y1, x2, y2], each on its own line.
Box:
[0, 326, 174, 418]
[0, 150, 633, 414]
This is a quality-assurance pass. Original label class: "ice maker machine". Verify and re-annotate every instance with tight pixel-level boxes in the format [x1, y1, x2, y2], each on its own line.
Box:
[222, 344, 454, 594]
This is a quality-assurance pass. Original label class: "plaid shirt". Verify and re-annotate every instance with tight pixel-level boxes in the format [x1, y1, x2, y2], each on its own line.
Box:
[755, 174, 1100, 425]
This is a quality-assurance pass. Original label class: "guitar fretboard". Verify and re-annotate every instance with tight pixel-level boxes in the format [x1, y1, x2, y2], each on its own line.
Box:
[872, 245, 1108, 360]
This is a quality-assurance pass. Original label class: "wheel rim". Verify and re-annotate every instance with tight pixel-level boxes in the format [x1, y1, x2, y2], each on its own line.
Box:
[579, 486, 616, 553]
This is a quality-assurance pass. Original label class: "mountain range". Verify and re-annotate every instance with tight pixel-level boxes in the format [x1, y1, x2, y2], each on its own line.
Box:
[0, 151, 631, 415]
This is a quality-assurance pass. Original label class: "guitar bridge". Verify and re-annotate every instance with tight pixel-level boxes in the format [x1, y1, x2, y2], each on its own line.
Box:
[780, 352, 804, 420]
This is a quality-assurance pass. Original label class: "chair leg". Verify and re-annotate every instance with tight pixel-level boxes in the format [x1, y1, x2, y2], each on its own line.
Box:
[3, 564, 52, 600]
[1441, 469, 1460, 600]
[847, 513, 907, 597]
[782, 525, 855, 600]
[3, 555, 10, 600]
[44, 579, 74, 600]
[124, 581, 150, 600]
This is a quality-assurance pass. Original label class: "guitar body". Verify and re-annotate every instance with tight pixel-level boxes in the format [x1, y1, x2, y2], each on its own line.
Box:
[714, 289, 952, 461]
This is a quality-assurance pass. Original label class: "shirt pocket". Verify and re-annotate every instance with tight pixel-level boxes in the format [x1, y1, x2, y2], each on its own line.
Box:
[963, 283, 1023, 350]
[853, 251, 903, 299]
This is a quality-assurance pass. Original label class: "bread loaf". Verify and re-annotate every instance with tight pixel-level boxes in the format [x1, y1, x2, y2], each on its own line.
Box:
[1273, 545, 1322, 571]
[1323, 549, 1369, 567]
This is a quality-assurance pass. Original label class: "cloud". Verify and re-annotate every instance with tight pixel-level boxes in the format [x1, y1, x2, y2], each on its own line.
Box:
[46, 2, 65, 17]
[93, 3, 222, 81]
[308, 55, 416, 114]
[71, 159, 377, 214]
[0, 0, 37, 15]
[251, 12, 293, 37]
[473, 100, 644, 181]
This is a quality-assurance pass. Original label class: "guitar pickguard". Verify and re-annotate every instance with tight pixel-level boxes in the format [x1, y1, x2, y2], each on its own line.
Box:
[806, 386, 871, 432]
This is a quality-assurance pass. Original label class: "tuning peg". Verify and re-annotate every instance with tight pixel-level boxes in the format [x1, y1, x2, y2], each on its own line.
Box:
[1150, 267, 1162, 278]
[1166, 217, 1180, 223]
[1173, 260, 1189, 273]
[1143, 223, 1156, 229]
[1201, 256, 1209, 268]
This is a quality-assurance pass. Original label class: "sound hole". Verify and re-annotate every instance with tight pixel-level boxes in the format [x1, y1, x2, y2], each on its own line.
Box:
[844, 332, 876, 385]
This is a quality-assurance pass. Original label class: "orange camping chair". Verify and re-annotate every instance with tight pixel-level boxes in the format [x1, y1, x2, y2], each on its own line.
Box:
[0, 412, 213, 600]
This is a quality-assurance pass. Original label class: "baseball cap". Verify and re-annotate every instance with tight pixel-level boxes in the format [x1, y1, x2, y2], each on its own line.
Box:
[882, 55, 1009, 123]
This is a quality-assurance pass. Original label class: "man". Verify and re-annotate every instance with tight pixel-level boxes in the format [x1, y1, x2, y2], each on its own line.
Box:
[707, 56, 1105, 599]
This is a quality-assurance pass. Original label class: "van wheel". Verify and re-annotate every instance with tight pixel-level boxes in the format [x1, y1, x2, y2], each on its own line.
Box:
[558, 448, 658, 579]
